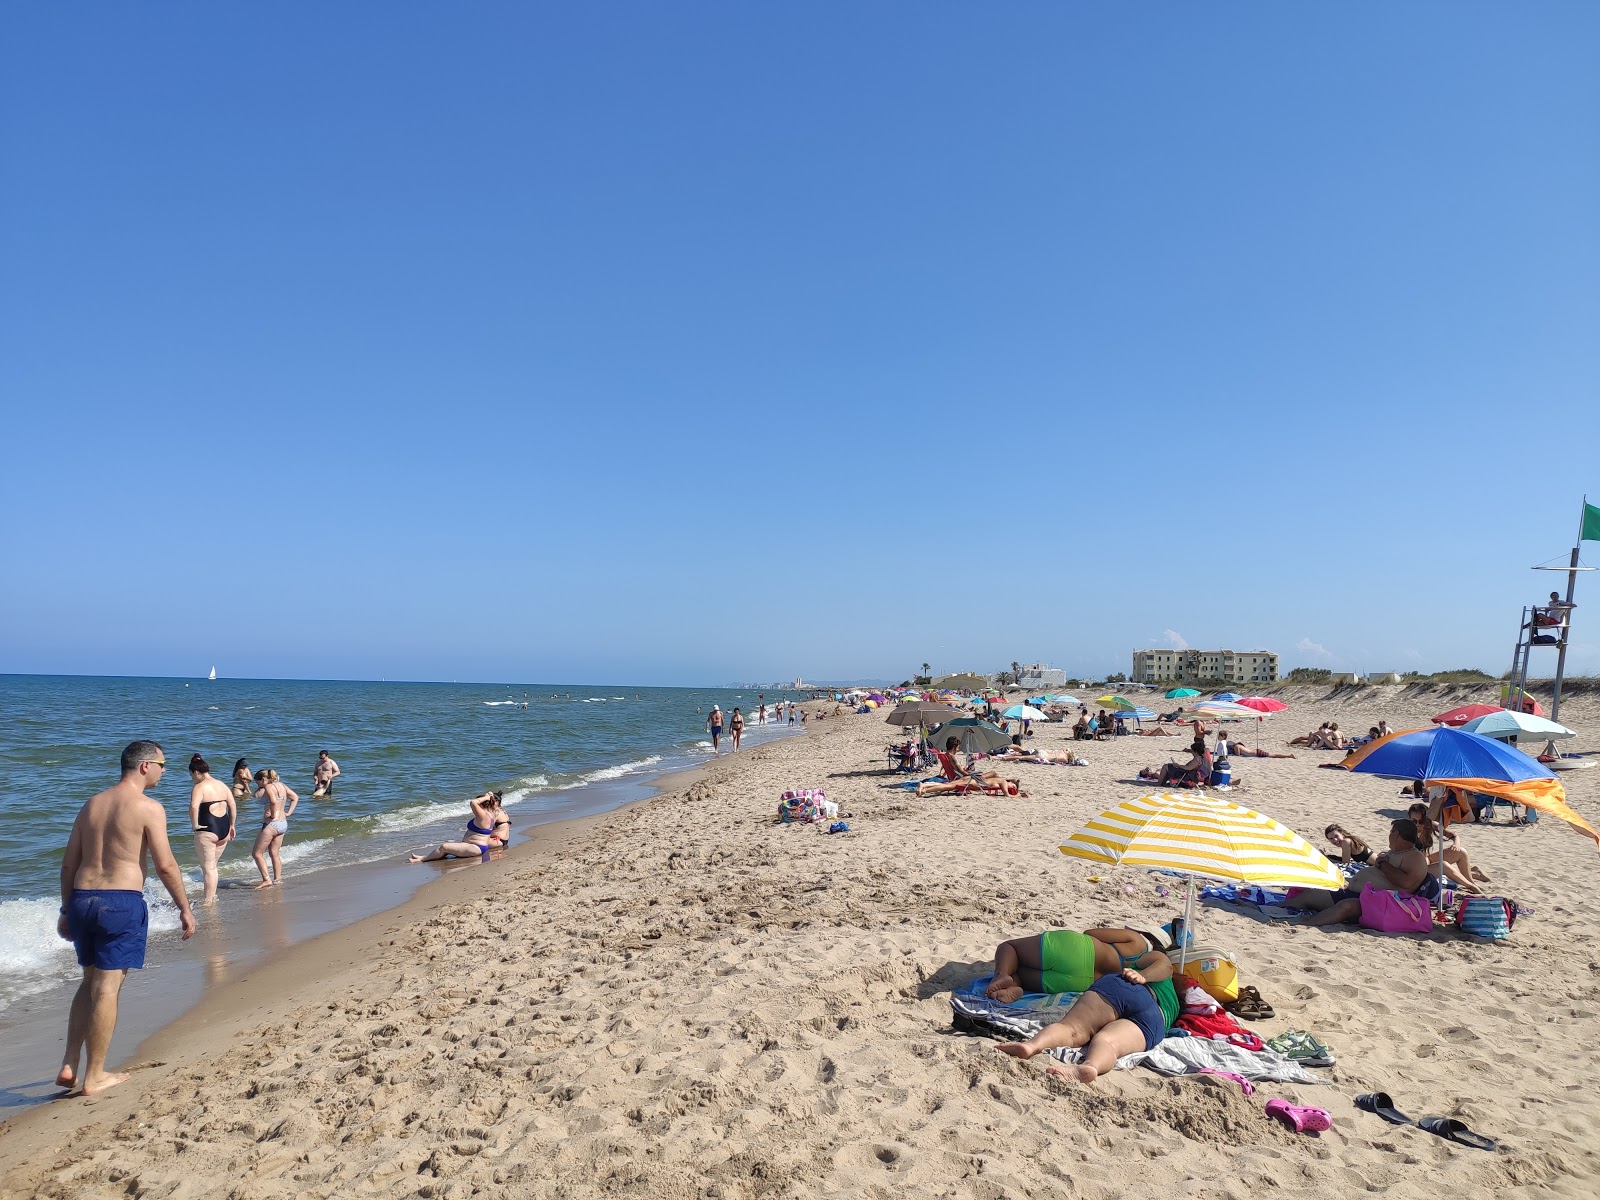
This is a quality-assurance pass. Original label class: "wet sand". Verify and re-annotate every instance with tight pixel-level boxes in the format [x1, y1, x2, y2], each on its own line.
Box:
[0, 688, 1596, 1199]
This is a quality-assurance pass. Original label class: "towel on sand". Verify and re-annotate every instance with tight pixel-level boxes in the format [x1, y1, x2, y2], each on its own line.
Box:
[951, 976, 1321, 1083]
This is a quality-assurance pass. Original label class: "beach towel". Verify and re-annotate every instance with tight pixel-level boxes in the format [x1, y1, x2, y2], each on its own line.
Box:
[949, 977, 1319, 1082]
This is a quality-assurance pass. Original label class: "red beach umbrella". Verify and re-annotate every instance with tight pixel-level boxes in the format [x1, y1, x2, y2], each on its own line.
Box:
[1430, 703, 1503, 727]
[1235, 697, 1288, 713]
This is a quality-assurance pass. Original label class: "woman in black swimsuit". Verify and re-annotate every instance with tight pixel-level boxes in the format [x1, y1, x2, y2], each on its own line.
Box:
[189, 754, 237, 905]
[407, 791, 509, 863]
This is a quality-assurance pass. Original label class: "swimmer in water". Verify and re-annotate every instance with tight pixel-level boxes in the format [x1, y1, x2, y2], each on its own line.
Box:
[408, 791, 509, 863]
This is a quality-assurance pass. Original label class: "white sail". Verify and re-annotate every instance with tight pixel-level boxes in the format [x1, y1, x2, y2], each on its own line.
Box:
[208, 666, 217, 681]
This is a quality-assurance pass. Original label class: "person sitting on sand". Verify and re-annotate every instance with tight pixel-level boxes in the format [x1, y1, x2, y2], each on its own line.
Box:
[917, 738, 1023, 797]
[993, 953, 1177, 1085]
[1297, 817, 1441, 926]
[1073, 713, 1091, 740]
[985, 927, 1168, 1003]
[1092, 710, 1112, 741]
[1408, 801, 1488, 894]
[408, 791, 509, 863]
[1289, 723, 1331, 748]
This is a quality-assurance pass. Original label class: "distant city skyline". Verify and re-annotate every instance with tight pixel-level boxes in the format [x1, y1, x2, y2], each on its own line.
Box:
[2, 6, 1596, 686]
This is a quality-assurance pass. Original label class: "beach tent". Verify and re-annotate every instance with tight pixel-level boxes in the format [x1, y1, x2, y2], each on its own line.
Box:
[1060, 792, 1340, 969]
[1431, 704, 1504, 727]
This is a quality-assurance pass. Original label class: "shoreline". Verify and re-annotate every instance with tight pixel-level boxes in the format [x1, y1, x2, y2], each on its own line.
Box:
[2, 695, 1593, 1198]
[0, 720, 786, 1116]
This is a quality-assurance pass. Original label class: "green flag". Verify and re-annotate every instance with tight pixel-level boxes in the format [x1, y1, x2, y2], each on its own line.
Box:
[1584, 502, 1600, 543]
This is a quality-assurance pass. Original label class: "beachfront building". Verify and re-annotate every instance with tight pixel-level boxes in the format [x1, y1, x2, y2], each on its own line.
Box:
[1015, 663, 1066, 691]
[1131, 648, 1279, 685]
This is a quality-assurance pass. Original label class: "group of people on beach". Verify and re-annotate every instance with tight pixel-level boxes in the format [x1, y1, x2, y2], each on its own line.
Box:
[188, 749, 338, 899]
[703, 698, 803, 754]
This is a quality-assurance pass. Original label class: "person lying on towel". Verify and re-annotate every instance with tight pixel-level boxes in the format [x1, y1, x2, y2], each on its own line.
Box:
[988, 736, 1088, 765]
[985, 927, 1168, 1004]
[994, 947, 1177, 1084]
[1296, 817, 1441, 927]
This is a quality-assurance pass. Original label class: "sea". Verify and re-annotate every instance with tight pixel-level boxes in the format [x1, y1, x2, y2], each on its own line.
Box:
[0, 674, 805, 1106]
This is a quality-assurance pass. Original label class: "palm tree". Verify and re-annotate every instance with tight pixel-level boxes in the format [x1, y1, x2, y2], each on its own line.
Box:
[921, 662, 931, 678]
[1011, 660, 1021, 686]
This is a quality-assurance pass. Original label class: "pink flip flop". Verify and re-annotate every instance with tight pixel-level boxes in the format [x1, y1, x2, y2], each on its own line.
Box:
[1265, 1098, 1332, 1133]
[1198, 1068, 1255, 1096]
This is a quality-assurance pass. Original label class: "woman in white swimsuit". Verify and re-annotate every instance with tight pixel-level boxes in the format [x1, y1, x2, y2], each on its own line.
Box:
[252, 768, 299, 889]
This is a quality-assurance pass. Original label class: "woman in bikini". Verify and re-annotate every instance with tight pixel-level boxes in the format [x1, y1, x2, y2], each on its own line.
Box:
[188, 754, 236, 905]
[231, 758, 254, 799]
[251, 769, 299, 889]
[1408, 801, 1489, 893]
[729, 707, 746, 751]
[408, 791, 509, 863]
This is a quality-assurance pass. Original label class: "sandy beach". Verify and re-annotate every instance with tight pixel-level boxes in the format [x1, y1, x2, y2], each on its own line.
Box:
[2, 683, 1597, 1199]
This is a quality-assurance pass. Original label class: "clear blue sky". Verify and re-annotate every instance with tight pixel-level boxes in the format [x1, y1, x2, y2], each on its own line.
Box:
[3, 4, 1597, 685]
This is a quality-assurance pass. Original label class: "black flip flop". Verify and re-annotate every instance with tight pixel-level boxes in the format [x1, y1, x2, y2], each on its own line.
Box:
[1418, 1116, 1498, 1151]
[1355, 1092, 1415, 1126]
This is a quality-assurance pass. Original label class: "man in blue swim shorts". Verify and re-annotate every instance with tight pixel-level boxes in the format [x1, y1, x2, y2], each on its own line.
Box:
[56, 740, 196, 1097]
[996, 948, 1178, 1084]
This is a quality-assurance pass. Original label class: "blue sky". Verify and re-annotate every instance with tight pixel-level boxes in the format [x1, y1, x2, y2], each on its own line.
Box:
[3, 4, 1597, 685]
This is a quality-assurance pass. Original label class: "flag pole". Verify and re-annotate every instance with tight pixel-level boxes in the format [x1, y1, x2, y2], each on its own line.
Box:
[1549, 495, 1586, 724]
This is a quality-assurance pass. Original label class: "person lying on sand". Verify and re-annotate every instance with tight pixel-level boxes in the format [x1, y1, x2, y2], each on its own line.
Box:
[1297, 817, 1440, 925]
[408, 791, 509, 862]
[1134, 725, 1179, 736]
[917, 737, 1024, 797]
[988, 737, 1087, 765]
[994, 956, 1177, 1084]
[986, 927, 1168, 1003]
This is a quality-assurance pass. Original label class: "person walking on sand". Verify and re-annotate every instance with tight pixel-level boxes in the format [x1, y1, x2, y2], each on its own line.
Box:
[707, 705, 724, 754]
[311, 750, 340, 798]
[56, 740, 196, 1097]
[188, 754, 236, 906]
[729, 706, 746, 751]
[251, 769, 299, 888]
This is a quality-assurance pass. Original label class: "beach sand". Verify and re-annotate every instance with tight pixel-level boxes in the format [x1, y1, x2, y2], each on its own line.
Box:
[1, 685, 1596, 1198]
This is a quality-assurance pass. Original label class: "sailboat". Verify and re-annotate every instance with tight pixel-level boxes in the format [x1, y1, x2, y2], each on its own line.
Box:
[208, 666, 217, 681]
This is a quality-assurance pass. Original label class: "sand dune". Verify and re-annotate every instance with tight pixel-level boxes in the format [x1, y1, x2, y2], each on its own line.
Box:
[2, 684, 1597, 1198]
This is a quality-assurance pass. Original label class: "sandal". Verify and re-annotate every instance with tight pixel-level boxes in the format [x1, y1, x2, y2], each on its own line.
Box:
[1226, 985, 1275, 1020]
[1267, 1029, 1336, 1067]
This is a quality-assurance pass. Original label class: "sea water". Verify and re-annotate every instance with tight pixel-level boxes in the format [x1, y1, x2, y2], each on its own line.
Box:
[0, 675, 804, 1015]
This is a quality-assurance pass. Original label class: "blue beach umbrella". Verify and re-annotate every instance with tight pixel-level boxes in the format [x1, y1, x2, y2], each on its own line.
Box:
[1338, 726, 1556, 785]
[1213, 692, 1242, 702]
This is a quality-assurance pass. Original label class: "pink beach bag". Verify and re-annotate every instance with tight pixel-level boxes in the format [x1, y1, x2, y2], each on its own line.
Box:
[1357, 883, 1433, 934]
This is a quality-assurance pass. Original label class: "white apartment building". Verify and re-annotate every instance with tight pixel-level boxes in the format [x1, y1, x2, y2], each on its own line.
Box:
[1131, 648, 1279, 685]
[1015, 663, 1067, 690]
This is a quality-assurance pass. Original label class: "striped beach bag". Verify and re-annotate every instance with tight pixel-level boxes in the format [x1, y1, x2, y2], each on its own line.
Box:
[1456, 896, 1516, 940]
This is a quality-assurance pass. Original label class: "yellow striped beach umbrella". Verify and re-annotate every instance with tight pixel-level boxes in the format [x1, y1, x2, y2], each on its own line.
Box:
[1060, 792, 1341, 966]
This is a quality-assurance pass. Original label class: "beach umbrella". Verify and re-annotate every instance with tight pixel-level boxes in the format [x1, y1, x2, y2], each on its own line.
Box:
[1235, 697, 1288, 713]
[1499, 686, 1545, 716]
[1165, 687, 1200, 699]
[866, 692, 888, 704]
[1059, 791, 1341, 968]
[1339, 726, 1598, 889]
[929, 717, 1012, 753]
[1458, 711, 1575, 742]
[1431, 703, 1504, 727]
[1187, 701, 1257, 722]
[1096, 695, 1137, 710]
[887, 701, 962, 725]
[1213, 692, 1242, 702]
[1001, 704, 1048, 722]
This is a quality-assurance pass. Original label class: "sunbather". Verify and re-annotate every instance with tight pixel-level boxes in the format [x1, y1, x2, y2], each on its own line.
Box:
[1297, 817, 1441, 926]
[1408, 801, 1489, 893]
[985, 927, 1167, 1003]
[916, 738, 1023, 797]
[994, 954, 1178, 1084]
[989, 737, 1087, 765]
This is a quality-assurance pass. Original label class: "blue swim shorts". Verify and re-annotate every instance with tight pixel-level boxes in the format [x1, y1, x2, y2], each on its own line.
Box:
[67, 889, 149, 971]
[1087, 973, 1168, 1051]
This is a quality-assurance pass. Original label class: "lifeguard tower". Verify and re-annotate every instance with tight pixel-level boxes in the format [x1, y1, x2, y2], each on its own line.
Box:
[1507, 497, 1600, 724]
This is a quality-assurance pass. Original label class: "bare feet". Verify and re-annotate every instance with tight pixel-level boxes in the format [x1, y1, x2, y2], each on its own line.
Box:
[1044, 1062, 1100, 1084]
[996, 1042, 1038, 1060]
[1471, 867, 1491, 882]
[81, 1070, 130, 1097]
[407, 853, 424, 864]
[254, 879, 276, 890]
[54, 1065, 76, 1090]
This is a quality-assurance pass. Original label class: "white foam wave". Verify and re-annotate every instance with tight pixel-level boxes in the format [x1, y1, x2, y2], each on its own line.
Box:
[576, 755, 661, 785]
[500, 775, 549, 804]
[482, 700, 519, 706]
[586, 697, 607, 703]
